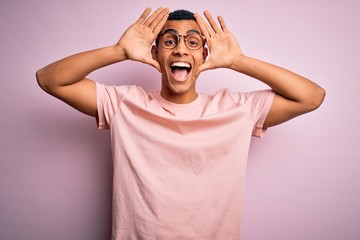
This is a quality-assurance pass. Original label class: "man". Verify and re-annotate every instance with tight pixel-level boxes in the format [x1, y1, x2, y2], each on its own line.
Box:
[36, 7, 325, 239]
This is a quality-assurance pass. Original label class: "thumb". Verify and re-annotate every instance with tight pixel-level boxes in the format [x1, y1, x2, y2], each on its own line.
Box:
[146, 57, 161, 72]
[196, 62, 212, 77]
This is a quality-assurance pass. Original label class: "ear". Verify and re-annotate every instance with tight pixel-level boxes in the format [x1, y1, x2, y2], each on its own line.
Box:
[151, 45, 158, 61]
[202, 47, 209, 63]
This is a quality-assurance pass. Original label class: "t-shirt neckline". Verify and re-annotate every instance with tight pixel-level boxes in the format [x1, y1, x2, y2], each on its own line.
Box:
[151, 91, 205, 111]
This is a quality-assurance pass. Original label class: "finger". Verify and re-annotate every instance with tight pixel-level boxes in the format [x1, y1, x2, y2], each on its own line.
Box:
[204, 10, 221, 33]
[194, 13, 212, 39]
[200, 12, 216, 37]
[135, 7, 152, 25]
[147, 58, 161, 72]
[153, 10, 169, 35]
[204, 21, 215, 37]
[143, 7, 164, 27]
[150, 8, 169, 33]
[194, 13, 207, 36]
[196, 62, 212, 77]
[217, 16, 228, 32]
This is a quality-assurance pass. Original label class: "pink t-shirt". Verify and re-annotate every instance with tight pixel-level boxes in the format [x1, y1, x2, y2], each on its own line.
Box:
[96, 83, 275, 240]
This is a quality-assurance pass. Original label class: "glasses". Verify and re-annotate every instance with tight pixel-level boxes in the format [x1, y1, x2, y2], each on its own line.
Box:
[157, 32, 206, 50]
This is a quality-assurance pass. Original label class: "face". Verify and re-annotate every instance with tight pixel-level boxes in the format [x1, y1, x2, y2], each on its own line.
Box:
[151, 20, 208, 103]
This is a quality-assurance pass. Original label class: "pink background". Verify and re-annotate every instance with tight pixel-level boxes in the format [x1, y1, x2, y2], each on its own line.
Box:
[1, 0, 359, 239]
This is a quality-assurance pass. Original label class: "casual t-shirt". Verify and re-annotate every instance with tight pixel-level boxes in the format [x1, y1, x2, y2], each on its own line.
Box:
[96, 83, 275, 240]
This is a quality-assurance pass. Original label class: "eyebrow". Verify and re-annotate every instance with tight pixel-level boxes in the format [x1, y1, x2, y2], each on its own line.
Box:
[162, 28, 201, 35]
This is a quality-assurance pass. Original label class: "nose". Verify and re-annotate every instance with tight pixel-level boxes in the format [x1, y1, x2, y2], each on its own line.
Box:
[173, 36, 189, 56]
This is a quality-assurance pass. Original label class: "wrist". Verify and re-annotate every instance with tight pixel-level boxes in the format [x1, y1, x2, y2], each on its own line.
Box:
[229, 53, 248, 73]
[112, 44, 127, 62]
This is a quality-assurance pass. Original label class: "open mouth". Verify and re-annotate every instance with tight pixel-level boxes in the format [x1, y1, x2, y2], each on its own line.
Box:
[170, 62, 192, 82]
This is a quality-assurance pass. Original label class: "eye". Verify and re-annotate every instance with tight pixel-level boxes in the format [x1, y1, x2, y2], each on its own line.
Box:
[164, 39, 176, 47]
[186, 35, 202, 49]
[161, 33, 178, 48]
[188, 40, 199, 47]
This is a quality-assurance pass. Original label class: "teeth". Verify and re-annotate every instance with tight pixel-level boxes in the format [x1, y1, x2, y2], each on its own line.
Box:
[171, 62, 191, 68]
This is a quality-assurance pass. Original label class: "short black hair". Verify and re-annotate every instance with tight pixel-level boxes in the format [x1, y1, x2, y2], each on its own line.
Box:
[155, 10, 196, 46]
[168, 9, 195, 21]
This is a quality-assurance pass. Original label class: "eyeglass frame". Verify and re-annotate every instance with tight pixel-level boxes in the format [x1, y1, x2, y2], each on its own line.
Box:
[155, 30, 206, 50]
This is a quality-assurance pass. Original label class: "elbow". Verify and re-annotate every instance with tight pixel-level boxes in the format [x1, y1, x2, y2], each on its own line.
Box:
[36, 68, 51, 93]
[306, 85, 326, 112]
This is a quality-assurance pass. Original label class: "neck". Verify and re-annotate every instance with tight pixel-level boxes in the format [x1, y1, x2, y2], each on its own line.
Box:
[160, 89, 198, 104]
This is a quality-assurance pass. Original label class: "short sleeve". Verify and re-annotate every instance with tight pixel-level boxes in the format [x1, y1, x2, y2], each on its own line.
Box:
[250, 90, 275, 138]
[232, 89, 275, 138]
[96, 83, 124, 130]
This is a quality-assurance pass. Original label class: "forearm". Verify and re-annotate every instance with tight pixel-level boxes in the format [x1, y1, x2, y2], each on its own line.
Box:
[231, 55, 325, 107]
[36, 45, 125, 92]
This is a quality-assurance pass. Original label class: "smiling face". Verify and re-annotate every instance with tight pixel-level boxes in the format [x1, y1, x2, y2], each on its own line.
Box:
[151, 20, 208, 104]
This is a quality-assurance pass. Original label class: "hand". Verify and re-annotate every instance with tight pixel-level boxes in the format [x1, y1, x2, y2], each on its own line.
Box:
[117, 7, 169, 71]
[195, 11, 243, 75]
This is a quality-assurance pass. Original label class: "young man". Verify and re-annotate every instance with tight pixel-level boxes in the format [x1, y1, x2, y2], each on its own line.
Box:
[36, 7, 325, 239]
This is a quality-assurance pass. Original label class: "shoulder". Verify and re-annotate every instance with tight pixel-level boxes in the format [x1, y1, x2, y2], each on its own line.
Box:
[209, 88, 273, 104]
[96, 83, 148, 101]
[203, 89, 274, 114]
[209, 88, 234, 103]
[226, 89, 274, 107]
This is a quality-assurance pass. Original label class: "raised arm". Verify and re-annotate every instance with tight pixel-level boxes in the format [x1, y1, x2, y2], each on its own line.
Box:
[195, 11, 325, 128]
[36, 7, 169, 117]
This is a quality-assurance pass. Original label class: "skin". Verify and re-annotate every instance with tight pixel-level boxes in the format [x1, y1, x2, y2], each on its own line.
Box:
[151, 20, 208, 103]
[36, 7, 325, 128]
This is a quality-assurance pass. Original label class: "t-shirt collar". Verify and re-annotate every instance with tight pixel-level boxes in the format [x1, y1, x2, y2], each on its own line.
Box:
[151, 91, 205, 111]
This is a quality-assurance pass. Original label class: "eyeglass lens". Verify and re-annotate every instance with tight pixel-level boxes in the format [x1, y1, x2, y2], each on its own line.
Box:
[160, 33, 204, 50]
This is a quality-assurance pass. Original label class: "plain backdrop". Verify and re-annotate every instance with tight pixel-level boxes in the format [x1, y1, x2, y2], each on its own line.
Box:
[1, 0, 359, 239]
